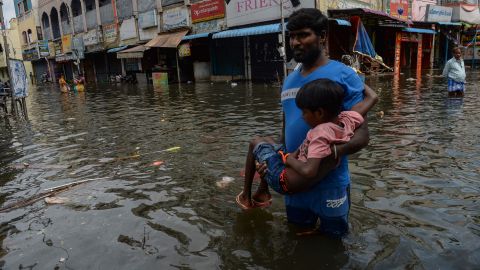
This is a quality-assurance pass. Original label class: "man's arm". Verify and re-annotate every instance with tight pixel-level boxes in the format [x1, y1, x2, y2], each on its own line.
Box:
[336, 118, 369, 157]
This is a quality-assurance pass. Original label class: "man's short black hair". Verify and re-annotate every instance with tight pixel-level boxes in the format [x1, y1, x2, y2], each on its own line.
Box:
[287, 8, 328, 36]
[295, 79, 344, 117]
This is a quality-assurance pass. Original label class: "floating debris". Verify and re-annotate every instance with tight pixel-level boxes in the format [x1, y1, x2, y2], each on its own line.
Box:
[376, 111, 385, 118]
[216, 176, 235, 188]
[151, 160, 165, 166]
[45, 197, 69, 204]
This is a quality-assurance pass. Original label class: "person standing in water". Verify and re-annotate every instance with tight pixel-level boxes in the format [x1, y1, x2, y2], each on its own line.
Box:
[442, 47, 466, 97]
[59, 74, 69, 93]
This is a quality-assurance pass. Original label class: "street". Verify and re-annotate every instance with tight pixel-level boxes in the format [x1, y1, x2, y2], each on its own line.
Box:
[0, 71, 479, 269]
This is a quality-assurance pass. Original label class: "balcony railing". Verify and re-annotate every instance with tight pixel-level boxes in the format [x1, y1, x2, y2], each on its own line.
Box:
[73, 16, 85, 33]
[100, 4, 114, 25]
[86, 10, 98, 30]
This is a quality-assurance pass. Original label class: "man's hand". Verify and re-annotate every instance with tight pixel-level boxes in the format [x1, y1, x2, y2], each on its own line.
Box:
[256, 161, 268, 179]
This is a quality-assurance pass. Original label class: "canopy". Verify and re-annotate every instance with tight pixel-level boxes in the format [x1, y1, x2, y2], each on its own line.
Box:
[107, 45, 128, 53]
[330, 19, 351, 26]
[182, 32, 212, 40]
[117, 45, 149, 59]
[145, 30, 188, 48]
[403, 28, 436, 35]
[351, 16, 376, 58]
[212, 23, 281, 39]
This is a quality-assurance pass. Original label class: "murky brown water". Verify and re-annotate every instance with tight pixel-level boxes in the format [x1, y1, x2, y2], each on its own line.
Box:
[1, 70, 479, 269]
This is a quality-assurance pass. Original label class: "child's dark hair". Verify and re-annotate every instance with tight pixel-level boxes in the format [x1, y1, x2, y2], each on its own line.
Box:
[295, 79, 344, 118]
[287, 8, 328, 36]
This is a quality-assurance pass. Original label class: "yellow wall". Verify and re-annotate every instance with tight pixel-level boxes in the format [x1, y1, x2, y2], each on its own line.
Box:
[17, 11, 39, 48]
[0, 18, 34, 84]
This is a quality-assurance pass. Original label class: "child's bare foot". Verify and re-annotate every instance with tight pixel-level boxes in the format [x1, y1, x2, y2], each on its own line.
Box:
[252, 190, 272, 208]
[236, 191, 254, 209]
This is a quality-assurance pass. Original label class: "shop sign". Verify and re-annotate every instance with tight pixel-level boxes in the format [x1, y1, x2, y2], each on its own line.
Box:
[38, 40, 49, 57]
[9, 59, 28, 98]
[411, 0, 436, 21]
[55, 53, 77, 62]
[191, 0, 225, 23]
[139, 10, 157, 29]
[464, 47, 480, 60]
[400, 32, 420, 42]
[178, 43, 191, 57]
[62, 34, 72, 53]
[192, 19, 222, 33]
[120, 18, 137, 41]
[22, 47, 39, 61]
[83, 29, 100, 46]
[48, 41, 55, 57]
[163, 7, 189, 30]
[162, 0, 183, 7]
[389, 0, 409, 21]
[54, 40, 63, 56]
[425, 5, 453, 22]
[103, 23, 118, 43]
[226, 0, 314, 27]
[452, 5, 480, 24]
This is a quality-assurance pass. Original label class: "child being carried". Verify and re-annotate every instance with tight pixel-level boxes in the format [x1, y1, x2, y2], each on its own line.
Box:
[236, 78, 377, 209]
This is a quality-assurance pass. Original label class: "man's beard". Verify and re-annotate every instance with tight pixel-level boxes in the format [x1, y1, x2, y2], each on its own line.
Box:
[293, 46, 321, 66]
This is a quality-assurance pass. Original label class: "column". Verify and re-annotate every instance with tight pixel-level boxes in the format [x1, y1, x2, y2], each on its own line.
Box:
[80, 0, 87, 32]
[95, 0, 101, 26]
[48, 15, 54, 40]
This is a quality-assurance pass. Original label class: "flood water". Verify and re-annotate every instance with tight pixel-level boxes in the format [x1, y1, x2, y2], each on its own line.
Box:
[1, 70, 479, 269]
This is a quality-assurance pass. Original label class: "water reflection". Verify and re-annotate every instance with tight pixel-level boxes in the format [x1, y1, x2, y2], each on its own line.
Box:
[0, 72, 479, 269]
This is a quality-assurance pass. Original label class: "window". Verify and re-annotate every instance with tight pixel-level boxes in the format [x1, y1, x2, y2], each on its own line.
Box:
[27, 29, 33, 44]
[23, 0, 28, 12]
[22, 31, 28, 45]
[17, 2, 24, 15]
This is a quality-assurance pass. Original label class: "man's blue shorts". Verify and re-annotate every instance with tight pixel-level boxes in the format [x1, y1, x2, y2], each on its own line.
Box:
[286, 185, 351, 238]
[252, 143, 287, 194]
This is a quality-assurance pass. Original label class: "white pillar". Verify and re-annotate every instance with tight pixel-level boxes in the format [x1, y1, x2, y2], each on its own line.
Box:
[48, 15, 54, 39]
[95, 0, 101, 26]
[80, 0, 87, 32]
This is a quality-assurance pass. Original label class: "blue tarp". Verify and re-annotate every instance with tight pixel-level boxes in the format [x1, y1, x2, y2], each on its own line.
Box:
[182, 32, 211, 40]
[353, 19, 376, 58]
[403, 27, 436, 34]
[212, 23, 281, 39]
[107, 45, 128, 53]
[331, 19, 351, 26]
[437, 22, 462, 26]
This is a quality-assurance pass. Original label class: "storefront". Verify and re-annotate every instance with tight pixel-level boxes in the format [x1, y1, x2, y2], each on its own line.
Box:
[146, 6, 190, 83]
[329, 8, 409, 70]
[83, 29, 104, 82]
[212, 0, 314, 81]
[178, 0, 226, 82]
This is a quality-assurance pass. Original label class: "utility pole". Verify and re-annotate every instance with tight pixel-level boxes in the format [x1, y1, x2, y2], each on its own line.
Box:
[0, 0, 14, 114]
[280, 0, 287, 79]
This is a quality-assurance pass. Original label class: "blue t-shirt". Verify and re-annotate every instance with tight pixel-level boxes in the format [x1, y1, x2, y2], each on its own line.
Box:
[281, 60, 363, 198]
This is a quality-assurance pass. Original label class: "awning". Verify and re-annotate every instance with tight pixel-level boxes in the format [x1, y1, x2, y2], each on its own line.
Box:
[182, 32, 212, 40]
[403, 27, 436, 35]
[107, 45, 128, 53]
[145, 30, 188, 48]
[328, 8, 410, 26]
[117, 45, 149, 59]
[330, 19, 351, 27]
[437, 22, 462, 26]
[212, 23, 281, 39]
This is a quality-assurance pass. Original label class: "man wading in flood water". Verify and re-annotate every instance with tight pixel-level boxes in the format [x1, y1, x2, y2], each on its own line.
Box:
[250, 8, 376, 237]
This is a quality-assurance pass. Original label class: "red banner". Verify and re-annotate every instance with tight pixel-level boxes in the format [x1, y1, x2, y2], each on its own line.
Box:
[191, 0, 225, 23]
